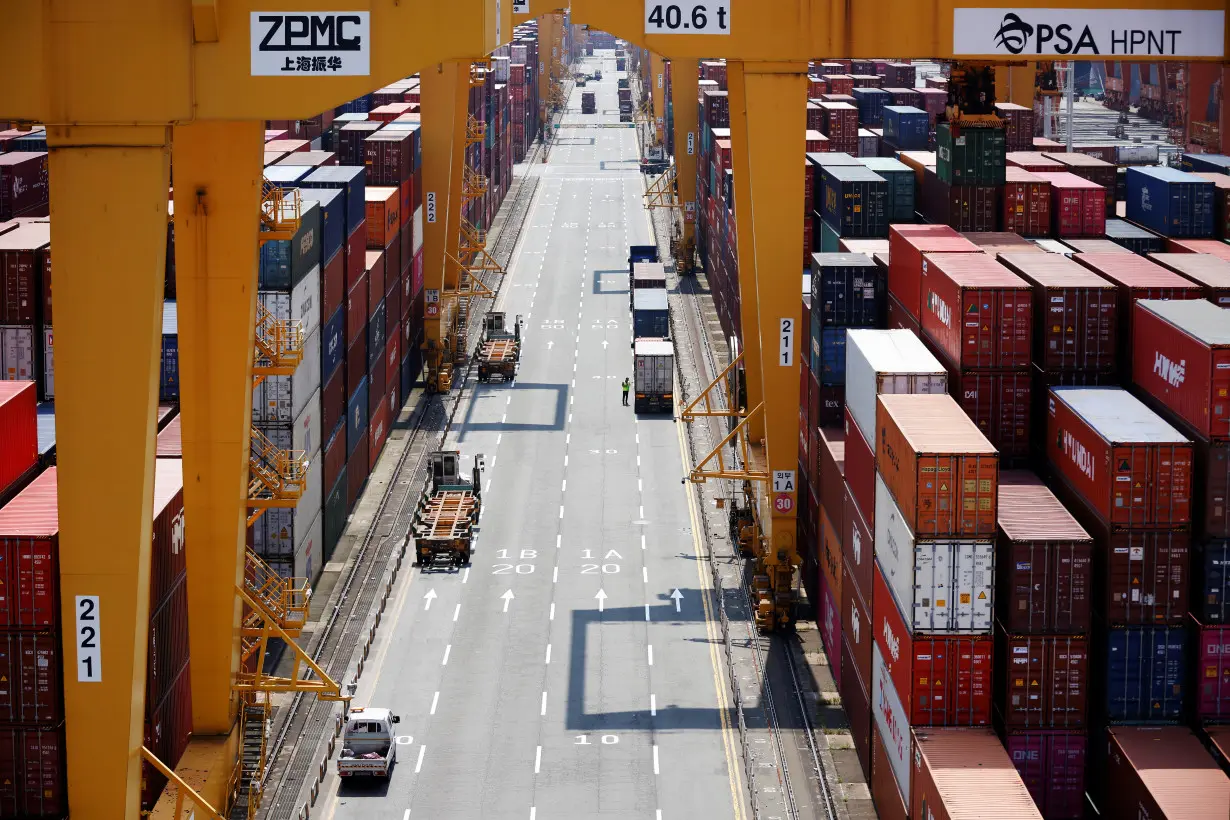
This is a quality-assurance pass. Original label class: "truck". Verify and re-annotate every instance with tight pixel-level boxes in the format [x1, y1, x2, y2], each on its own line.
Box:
[581, 92, 596, 115]
[632, 289, 671, 339]
[337, 707, 401, 779]
[411, 451, 484, 568]
[630, 260, 667, 310]
[476, 312, 521, 382]
[633, 338, 674, 413]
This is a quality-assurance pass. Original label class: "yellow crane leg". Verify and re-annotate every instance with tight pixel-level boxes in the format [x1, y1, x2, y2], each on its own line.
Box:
[169, 121, 264, 804]
[728, 62, 807, 625]
[669, 60, 700, 247]
[537, 13, 557, 125]
[49, 124, 169, 820]
[995, 64, 1037, 109]
[421, 61, 470, 390]
[650, 52, 667, 148]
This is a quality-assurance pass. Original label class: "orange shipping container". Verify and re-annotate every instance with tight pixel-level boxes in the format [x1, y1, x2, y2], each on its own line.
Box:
[876, 393, 999, 537]
[365, 186, 401, 249]
[911, 728, 1044, 820]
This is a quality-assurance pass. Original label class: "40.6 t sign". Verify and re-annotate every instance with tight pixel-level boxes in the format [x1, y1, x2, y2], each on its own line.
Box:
[251, 12, 372, 76]
[954, 7, 1224, 57]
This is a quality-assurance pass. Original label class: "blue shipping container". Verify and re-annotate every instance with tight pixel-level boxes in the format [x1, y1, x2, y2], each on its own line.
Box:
[1103, 625, 1186, 722]
[632, 290, 670, 338]
[401, 350, 421, 401]
[881, 106, 929, 151]
[1180, 153, 1230, 175]
[301, 165, 367, 239]
[1126, 166, 1216, 239]
[857, 158, 915, 224]
[299, 187, 344, 267]
[160, 301, 179, 402]
[1196, 540, 1230, 624]
[368, 300, 387, 371]
[346, 376, 369, 458]
[806, 152, 863, 210]
[337, 94, 374, 114]
[820, 165, 889, 238]
[817, 326, 847, 386]
[322, 306, 345, 384]
[851, 87, 890, 127]
[259, 198, 321, 291]
[810, 252, 885, 328]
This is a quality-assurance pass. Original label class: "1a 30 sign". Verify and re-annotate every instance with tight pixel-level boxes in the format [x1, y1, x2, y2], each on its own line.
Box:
[251, 12, 371, 76]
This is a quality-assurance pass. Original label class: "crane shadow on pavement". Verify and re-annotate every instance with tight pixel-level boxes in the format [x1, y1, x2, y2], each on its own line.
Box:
[455, 381, 568, 441]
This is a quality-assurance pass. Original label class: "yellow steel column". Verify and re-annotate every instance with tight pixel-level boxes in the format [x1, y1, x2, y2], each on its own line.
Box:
[726, 62, 764, 438]
[735, 62, 807, 576]
[538, 13, 559, 126]
[650, 52, 667, 147]
[421, 61, 469, 386]
[49, 124, 171, 820]
[670, 60, 700, 249]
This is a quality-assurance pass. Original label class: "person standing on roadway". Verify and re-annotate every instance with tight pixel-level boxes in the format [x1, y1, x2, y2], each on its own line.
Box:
[622, 377, 630, 406]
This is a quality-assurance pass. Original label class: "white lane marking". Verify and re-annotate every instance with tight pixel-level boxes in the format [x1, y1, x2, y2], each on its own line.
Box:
[497, 433, 503, 444]
[639, 506, 644, 518]
[507, 396, 512, 405]
[657, 812, 663, 820]
[571, 378, 576, 387]
[573, 363, 577, 372]
[559, 505, 565, 519]
[530, 809, 536, 820]
[570, 396, 574, 405]
[556, 534, 562, 549]
[564, 455, 569, 467]
[575, 334, 581, 343]
[643, 567, 648, 583]
[653, 745, 660, 775]
[415, 745, 427, 773]
[453, 603, 461, 622]
[485, 480, 492, 493]
[561, 479, 567, 492]
[636, 434, 640, 444]
[553, 566, 559, 583]
[442, 645, 452, 665]
[651, 694, 657, 716]
[535, 745, 543, 773]
[641, 534, 646, 551]
[637, 455, 642, 468]
[638, 478, 643, 492]
[430, 692, 439, 715]
[462, 568, 470, 584]
[566, 433, 571, 445]
[568, 413, 573, 424]
[502, 414, 507, 423]
[647, 645, 654, 666]
[404, 811, 412, 820]
[545, 644, 552, 664]
[550, 602, 556, 620]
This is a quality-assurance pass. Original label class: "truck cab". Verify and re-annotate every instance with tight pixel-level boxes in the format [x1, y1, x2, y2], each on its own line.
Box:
[337, 707, 401, 779]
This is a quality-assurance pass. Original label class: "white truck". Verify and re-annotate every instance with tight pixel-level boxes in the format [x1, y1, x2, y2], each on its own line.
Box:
[337, 707, 401, 779]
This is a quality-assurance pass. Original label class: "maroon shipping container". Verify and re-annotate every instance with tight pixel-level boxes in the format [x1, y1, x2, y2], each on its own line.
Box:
[920, 252, 1033, 370]
[0, 469, 58, 629]
[384, 322, 400, 398]
[322, 366, 345, 451]
[843, 553, 874, 692]
[322, 249, 345, 322]
[0, 632, 60, 723]
[345, 220, 367, 291]
[1131, 299, 1230, 442]
[345, 336, 366, 398]
[1097, 527, 1190, 626]
[841, 634, 872, 781]
[1148, 252, 1230, 307]
[1064, 239, 1127, 255]
[346, 430, 370, 510]
[910, 728, 1044, 820]
[142, 661, 192, 811]
[146, 575, 190, 717]
[888, 224, 981, 321]
[887, 292, 921, 334]
[0, 154, 49, 221]
[995, 627, 1088, 728]
[1195, 437, 1230, 539]
[382, 233, 401, 292]
[996, 103, 1035, 153]
[1192, 616, 1230, 720]
[0, 723, 65, 817]
[369, 389, 392, 471]
[1042, 152, 1116, 215]
[368, 353, 386, 408]
[1103, 727, 1230, 819]
[818, 426, 845, 529]
[919, 167, 999, 233]
[843, 407, 875, 530]
[874, 565, 993, 727]
[150, 459, 187, 612]
[346, 271, 367, 348]
[0, 222, 49, 325]
[843, 481, 874, 605]
[998, 252, 1118, 373]
[366, 250, 386, 315]
[1003, 730, 1087, 819]
[1002, 167, 1052, 237]
[364, 131, 414, 185]
[996, 472, 1093, 634]
[1047, 387, 1193, 529]
[946, 367, 1032, 462]
[0, 380, 37, 500]
[1007, 152, 1066, 173]
[870, 725, 909, 820]
[819, 572, 842, 682]
[323, 414, 346, 497]
[1033, 172, 1105, 238]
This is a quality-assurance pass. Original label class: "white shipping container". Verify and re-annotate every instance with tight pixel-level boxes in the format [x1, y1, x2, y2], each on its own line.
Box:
[872, 643, 911, 805]
[412, 206, 424, 255]
[259, 263, 322, 339]
[874, 474, 994, 634]
[511, 44, 528, 64]
[633, 339, 674, 397]
[1115, 145, 1159, 165]
[256, 387, 322, 458]
[251, 448, 322, 558]
[1031, 238, 1076, 256]
[252, 329, 321, 424]
[845, 329, 947, 444]
[0, 326, 33, 381]
[293, 510, 324, 585]
[41, 327, 52, 399]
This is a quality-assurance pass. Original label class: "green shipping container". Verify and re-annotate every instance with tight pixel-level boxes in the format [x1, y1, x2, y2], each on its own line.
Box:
[936, 123, 1006, 187]
[859, 157, 916, 224]
[323, 468, 347, 563]
[819, 217, 842, 252]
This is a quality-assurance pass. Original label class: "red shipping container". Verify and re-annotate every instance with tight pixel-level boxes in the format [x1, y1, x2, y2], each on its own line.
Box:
[346, 271, 368, 349]
[365, 187, 400, 248]
[150, 459, 186, 613]
[997, 472, 1094, 634]
[870, 725, 909, 820]
[346, 336, 366, 399]
[321, 249, 345, 322]
[0, 723, 65, 817]
[1042, 152, 1117, 214]
[156, 415, 182, 458]
[818, 426, 845, 530]
[1047, 386, 1193, 529]
[1033, 172, 1105, 238]
[142, 661, 192, 811]
[842, 553, 874, 691]
[843, 485, 874, 607]
[384, 321, 400, 399]
[887, 291, 921, 334]
[841, 635, 872, 780]
[1131, 299, 1230, 442]
[1007, 152, 1065, 173]
[1003, 730, 1087, 820]
[346, 431, 369, 510]
[382, 233, 401, 294]
[1103, 727, 1230, 819]
[947, 367, 1032, 462]
[1092, 526, 1190, 626]
[1196, 437, 1230, 539]
[819, 572, 842, 681]
[0, 380, 36, 499]
[264, 138, 308, 154]
[998, 252, 1118, 373]
[0, 469, 58, 628]
[1192, 616, 1230, 720]
[820, 506, 842, 603]
[996, 103, 1036, 153]
[1148, 252, 1230, 307]
[363, 131, 413, 185]
[910, 728, 1044, 820]
[888, 224, 981, 322]
[920, 252, 1033, 370]
[873, 565, 993, 726]
[369, 390, 392, 471]
[0, 632, 60, 723]
[1002, 167, 1052, 237]
[822, 75, 854, 95]
[843, 406, 876, 531]
[345, 219, 367, 291]
[995, 627, 1088, 728]
[0, 154, 49, 222]
[0, 223, 49, 325]
[368, 350, 386, 407]
[366, 250, 386, 316]
[146, 576, 190, 717]
[1166, 238, 1230, 261]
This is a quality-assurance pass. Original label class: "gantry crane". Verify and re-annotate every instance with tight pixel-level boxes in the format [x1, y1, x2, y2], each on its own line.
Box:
[565, 0, 1227, 631]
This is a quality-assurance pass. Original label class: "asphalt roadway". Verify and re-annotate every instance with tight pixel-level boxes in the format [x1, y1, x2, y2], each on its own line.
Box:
[317, 53, 749, 820]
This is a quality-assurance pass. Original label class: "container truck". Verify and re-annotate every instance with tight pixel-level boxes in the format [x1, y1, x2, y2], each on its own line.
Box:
[410, 451, 484, 568]
[476, 312, 521, 383]
[633, 339, 674, 413]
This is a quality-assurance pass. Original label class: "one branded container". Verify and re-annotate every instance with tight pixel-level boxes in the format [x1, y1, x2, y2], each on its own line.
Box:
[1191, 616, 1230, 720]
[1002, 730, 1087, 819]
[1032, 172, 1106, 238]
[1132, 299, 1230, 441]
[919, 253, 1033, 370]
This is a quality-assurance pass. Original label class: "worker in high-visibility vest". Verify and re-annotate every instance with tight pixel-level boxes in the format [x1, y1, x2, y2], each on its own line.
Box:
[621, 378, 630, 406]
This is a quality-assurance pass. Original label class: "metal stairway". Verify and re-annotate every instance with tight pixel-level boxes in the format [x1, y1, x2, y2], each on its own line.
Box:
[227, 694, 270, 820]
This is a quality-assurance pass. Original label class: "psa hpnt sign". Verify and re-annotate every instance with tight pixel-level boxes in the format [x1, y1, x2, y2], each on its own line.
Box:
[953, 7, 1224, 57]
[251, 12, 371, 76]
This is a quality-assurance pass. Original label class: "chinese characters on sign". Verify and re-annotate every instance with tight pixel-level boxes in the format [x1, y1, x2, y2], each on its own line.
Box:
[280, 55, 346, 73]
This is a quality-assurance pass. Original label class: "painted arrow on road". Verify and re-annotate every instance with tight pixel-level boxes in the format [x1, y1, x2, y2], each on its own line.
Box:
[670, 589, 683, 612]
[547, 341, 554, 349]
[501, 590, 515, 613]
[423, 589, 438, 611]
[602, 340, 609, 349]
[595, 589, 607, 612]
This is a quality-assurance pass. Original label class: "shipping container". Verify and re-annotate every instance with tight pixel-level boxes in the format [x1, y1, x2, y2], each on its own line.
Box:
[874, 474, 994, 633]
[910, 728, 1044, 820]
[937, 124, 1006, 187]
[251, 331, 321, 426]
[156, 414, 182, 458]
[1002, 167, 1052, 237]
[1127, 166, 1216, 239]
[843, 404, 877, 526]
[870, 719, 910, 820]
[259, 196, 321, 291]
[809, 253, 884, 329]
[1043, 152, 1117, 215]
[844, 329, 948, 447]
[998, 252, 1118, 373]
[0, 380, 37, 499]
[1194, 172, 1230, 239]
[876, 393, 999, 538]
[301, 166, 366, 238]
[995, 103, 1036, 153]
[1147, 252, 1230, 306]
[1104, 218, 1166, 255]
[632, 289, 670, 338]
[633, 339, 673, 413]
[819, 571, 841, 681]
[0, 154, 49, 222]
[1033, 172, 1105, 238]
[873, 567, 994, 726]
[1103, 727, 1230, 818]
[996, 472, 1093, 634]
[919, 252, 1032, 370]
[943, 365, 1032, 463]
[881, 106, 929, 151]
[817, 426, 845, 530]
[1007, 152, 1065, 173]
[0, 724, 65, 817]
[1047, 387, 1192, 529]
[841, 635, 872, 780]
[858, 157, 915, 223]
[1191, 616, 1230, 720]
[887, 224, 981, 321]
[820, 165, 888, 238]
[0, 632, 60, 724]
[995, 627, 1088, 728]
[1003, 730, 1086, 819]
[919, 167, 999, 233]
[0, 222, 49, 325]
[298, 187, 344, 267]
[1098, 625, 1186, 721]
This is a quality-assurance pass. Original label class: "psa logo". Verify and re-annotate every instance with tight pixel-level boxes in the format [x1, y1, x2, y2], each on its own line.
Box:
[994, 13, 1034, 53]
[994, 13, 1100, 55]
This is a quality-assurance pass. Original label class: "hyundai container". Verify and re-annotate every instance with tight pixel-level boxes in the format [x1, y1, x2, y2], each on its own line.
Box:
[1003, 730, 1086, 819]
[1132, 299, 1230, 441]
[1102, 727, 1230, 818]
[876, 393, 999, 538]
[844, 483, 875, 606]
[910, 728, 1044, 820]
[919, 252, 1032, 370]
[1147, 252, 1230, 306]
[887, 224, 980, 321]
[996, 471, 1093, 634]
[1097, 625, 1186, 721]
[1127, 166, 1216, 238]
